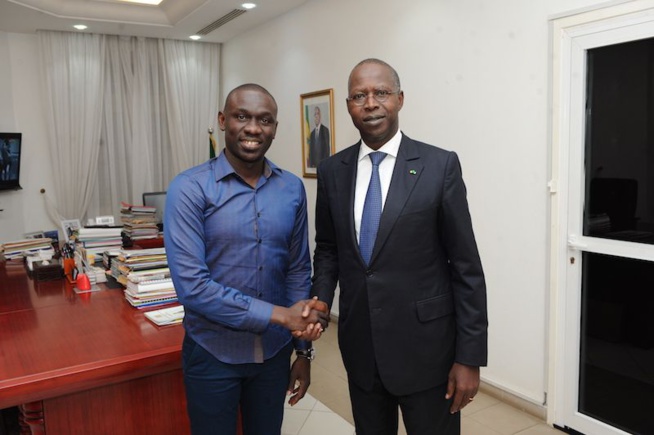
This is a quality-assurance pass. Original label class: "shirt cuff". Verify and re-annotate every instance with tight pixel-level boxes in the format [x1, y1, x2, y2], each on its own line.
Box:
[242, 297, 274, 333]
[293, 338, 310, 351]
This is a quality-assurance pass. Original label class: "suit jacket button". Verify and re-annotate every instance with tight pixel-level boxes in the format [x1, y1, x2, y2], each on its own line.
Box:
[366, 270, 373, 277]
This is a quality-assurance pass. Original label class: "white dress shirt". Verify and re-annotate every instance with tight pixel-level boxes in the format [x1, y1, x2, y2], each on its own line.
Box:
[354, 130, 402, 243]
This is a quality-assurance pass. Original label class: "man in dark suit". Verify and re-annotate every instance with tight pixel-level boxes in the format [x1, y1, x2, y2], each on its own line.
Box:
[310, 59, 488, 434]
[307, 106, 330, 168]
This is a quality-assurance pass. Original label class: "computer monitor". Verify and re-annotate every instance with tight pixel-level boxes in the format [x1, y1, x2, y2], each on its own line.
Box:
[142, 191, 167, 225]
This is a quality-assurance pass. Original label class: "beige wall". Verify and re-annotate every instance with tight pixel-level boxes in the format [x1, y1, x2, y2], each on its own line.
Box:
[0, 32, 55, 241]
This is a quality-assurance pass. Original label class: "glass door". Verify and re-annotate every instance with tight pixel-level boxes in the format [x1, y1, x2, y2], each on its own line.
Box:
[551, 4, 654, 435]
[576, 38, 654, 435]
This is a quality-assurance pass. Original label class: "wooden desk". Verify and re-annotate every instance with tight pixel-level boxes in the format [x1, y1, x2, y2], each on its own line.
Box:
[0, 260, 189, 434]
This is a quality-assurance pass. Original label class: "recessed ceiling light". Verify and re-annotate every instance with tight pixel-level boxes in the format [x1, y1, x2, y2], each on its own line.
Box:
[73, 24, 88, 30]
[189, 35, 202, 41]
[117, 0, 163, 5]
[241, 3, 256, 9]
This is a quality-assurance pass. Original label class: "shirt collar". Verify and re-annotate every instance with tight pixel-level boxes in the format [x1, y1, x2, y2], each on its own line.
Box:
[213, 149, 279, 182]
[358, 130, 403, 162]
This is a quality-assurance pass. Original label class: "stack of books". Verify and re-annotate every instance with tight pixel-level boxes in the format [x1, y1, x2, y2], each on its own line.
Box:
[102, 250, 121, 270]
[86, 264, 109, 284]
[125, 275, 177, 309]
[111, 248, 177, 308]
[76, 227, 123, 266]
[120, 202, 159, 244]
[1, 238, 55, 260]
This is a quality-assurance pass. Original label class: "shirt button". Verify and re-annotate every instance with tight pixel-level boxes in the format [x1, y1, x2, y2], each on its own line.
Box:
[258, 239, 262, 244]
[258, 266, 263, 271]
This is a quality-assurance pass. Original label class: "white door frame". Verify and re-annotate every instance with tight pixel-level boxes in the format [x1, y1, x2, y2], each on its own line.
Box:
[548, 2, 654, 434]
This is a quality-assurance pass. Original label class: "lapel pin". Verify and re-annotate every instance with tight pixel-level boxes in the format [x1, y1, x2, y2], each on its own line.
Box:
[409, 169, 417, 175]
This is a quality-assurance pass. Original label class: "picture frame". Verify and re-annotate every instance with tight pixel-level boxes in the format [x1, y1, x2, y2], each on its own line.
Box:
[24, 231, 45, 239]
[60, 219, 81, 242]
[300, 89, 335, 178]
[43, 229, 61, 251]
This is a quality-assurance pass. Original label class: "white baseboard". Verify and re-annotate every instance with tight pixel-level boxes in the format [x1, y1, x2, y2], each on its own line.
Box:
[479, 380, 547, 421]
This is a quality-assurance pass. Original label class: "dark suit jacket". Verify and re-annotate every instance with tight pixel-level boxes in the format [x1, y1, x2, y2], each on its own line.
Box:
[308, 124, 330, 168]
[311, 133, 488, 396]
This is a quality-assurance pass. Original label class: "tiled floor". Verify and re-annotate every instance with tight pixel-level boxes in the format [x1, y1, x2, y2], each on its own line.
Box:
[283, 321, 563, 435]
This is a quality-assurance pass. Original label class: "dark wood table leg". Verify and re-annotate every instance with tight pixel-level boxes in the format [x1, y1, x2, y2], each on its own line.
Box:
[19, 402, 45, 435]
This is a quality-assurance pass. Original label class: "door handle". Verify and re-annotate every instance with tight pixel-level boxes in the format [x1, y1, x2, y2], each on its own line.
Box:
[567, 235, 587, 250]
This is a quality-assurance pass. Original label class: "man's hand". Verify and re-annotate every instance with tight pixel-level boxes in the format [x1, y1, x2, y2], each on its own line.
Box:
[445, 363, 480, 414]
[271, 297, 329, 334]
[301, 296, 329, 319]
[292, 297, 330, 340]
[287, 356, 310, 406]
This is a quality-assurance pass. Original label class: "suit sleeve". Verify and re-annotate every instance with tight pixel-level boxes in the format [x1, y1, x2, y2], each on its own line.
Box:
[441, 152, 488, 366]
[310, 162, 339, 310]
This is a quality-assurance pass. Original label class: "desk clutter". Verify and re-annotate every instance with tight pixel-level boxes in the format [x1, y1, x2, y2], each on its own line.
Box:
[1, 198, 179, 319]
[0, 238, 56, 260]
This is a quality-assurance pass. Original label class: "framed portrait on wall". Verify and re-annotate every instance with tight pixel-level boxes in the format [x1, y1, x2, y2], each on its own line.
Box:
[300, 89, 335, 178]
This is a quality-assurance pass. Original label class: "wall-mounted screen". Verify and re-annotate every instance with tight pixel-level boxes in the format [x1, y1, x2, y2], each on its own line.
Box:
[0, 132, 22, 191]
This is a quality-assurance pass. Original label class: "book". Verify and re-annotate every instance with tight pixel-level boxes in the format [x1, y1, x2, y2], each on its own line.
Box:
[77, 227, 123, 238]
[126, 278, 174, 293]
[120, 201, 157, 214]
[126, 267, 171, 282]
[1, 239, 54, 259]
[124, 288, 178, 308]
[144, 305, 184, 326]
[127, 276, 175, 294]
[125, 294, 178, 308]
[119, 248, 167, 258]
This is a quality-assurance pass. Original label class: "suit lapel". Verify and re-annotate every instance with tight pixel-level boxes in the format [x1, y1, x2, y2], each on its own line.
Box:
[334, 145, 360, 255]
[370, 136, 423, 264]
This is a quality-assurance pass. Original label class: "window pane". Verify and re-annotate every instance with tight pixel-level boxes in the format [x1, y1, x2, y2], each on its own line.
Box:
[583, 37, 654, 245]
[579, 252, 654, 434]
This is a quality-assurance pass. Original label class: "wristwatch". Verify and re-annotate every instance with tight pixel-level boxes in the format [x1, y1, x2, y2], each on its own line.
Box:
[295, 348, 315, 361]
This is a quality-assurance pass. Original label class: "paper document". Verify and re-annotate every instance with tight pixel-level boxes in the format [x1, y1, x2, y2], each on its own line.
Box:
[144, 305, 184, 326]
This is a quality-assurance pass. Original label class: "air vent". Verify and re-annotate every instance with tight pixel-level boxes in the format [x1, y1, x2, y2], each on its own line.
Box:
[196, 9, 247, 35]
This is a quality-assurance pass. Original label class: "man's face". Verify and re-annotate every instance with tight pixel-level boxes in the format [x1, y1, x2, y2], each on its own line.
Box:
[314, 107, 321, 127]
[347, 63, 403, 150]
[219, 88, 278, 166]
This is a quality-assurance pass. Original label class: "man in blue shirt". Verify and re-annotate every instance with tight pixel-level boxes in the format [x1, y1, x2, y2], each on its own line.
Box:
[165, 83, 328, 435]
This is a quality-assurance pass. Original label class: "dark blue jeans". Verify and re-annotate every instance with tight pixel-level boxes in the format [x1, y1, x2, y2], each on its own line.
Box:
[182, 334, 292, 435]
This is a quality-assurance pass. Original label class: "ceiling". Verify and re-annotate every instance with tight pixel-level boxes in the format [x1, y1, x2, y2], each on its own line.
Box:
[0, 0, 309, 43]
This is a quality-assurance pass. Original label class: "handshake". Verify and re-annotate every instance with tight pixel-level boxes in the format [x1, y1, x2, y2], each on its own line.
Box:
[272, 297, 330, 341]
[295, 296, 331, 340]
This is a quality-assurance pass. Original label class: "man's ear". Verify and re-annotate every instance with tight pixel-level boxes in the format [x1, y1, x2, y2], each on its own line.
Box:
[218, 111, 226, 131]
[272, 121, 278, 139]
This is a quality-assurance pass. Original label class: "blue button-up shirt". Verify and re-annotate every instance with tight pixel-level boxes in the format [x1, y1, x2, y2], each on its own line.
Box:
[164, 151, 311, 364]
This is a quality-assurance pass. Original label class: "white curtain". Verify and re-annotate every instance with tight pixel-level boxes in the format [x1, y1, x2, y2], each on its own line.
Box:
[161, 39, 221, 174]
[38, 31, 105, 223]
[38, 31, 221, 223]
